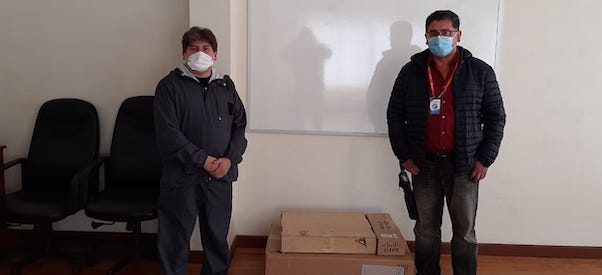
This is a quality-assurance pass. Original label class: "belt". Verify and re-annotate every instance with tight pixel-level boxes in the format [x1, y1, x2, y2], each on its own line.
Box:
[426, 152, 454, 161]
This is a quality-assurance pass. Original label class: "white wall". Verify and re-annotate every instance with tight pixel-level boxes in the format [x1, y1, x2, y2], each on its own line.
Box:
[485, 0, 602, 245]
[221, 0, 602, 246]
[0, 0, 189, 232]
[189, 0, 230, 74]
[2, 0, 601, 250]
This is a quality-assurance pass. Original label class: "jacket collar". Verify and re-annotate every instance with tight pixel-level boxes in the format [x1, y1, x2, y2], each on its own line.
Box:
[176, 64, 225, 83]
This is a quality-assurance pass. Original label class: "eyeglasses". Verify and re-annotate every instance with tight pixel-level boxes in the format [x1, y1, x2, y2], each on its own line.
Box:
[425, 30, 458, 39]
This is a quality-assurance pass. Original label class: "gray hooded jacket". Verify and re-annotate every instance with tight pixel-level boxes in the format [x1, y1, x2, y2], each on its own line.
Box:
[154, 64, 247, 187]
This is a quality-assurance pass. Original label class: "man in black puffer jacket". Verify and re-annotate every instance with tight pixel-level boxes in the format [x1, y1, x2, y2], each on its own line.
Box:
[387, 10, 505, 275]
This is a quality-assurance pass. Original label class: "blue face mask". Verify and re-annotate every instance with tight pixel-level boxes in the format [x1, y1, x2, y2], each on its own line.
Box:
[427, 36, 454, 57]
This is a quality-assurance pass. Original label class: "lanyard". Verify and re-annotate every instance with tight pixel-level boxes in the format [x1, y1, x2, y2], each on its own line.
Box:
[427, 56, 459, 99]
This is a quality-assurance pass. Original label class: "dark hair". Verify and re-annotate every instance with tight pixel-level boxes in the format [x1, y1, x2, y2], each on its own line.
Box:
[425, 10, 460, 31]
[181, 26, 218, 52]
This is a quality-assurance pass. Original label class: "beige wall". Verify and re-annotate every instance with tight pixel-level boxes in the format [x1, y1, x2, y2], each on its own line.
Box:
[2, 0, 601, 251]
[223, 0, 602, 246]
[0, 0, 189, 232]
[488, 0, 602, 245]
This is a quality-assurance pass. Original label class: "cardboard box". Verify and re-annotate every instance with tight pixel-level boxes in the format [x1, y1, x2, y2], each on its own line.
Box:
[366, 213, 408, 256]
[266, 224, 415, 275]
[281, 211, 377, 254]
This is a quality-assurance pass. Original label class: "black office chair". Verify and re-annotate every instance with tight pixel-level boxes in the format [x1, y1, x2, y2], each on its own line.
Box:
[83, 96, 161, 275]
[0, 99, 100, 274]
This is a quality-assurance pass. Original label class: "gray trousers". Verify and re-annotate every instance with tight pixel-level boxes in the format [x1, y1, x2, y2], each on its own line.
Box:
[158, 179, 232, 275]
[413, 157, 479, 275]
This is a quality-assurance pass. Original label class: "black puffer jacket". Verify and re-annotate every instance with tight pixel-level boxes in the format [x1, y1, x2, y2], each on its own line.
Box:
[387, 47, 505, 176]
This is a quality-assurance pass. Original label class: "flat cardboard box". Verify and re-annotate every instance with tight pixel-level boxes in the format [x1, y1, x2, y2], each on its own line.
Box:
[281, 211, 377, 254]
[366, 213, 408, 256]
[266, 224, 415, 275]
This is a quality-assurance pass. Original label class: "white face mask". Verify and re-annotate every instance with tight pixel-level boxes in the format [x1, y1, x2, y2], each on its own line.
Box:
[186, 51, 214, 72]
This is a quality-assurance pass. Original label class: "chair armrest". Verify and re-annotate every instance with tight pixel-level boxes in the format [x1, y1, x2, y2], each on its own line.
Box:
[69, 156, 108, 213]
[0, 158, 26, 173]
[0, 145, 5, 198]
[0, 145, 5, 163]
[0, 158, 26, 197]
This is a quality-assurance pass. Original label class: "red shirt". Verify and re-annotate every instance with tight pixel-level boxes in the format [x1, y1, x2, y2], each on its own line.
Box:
[425, 52, 459, 153]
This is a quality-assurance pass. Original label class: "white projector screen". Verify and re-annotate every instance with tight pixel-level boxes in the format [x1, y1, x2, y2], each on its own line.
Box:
[248, 0, 501, 135]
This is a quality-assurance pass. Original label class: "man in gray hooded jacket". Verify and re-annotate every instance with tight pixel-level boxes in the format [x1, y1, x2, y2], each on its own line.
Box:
[154, 26, 247, 275]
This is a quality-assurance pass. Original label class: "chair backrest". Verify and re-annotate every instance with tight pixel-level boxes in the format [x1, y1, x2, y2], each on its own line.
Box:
[23, 99, 99, 192]
[105, 96, 161, 194]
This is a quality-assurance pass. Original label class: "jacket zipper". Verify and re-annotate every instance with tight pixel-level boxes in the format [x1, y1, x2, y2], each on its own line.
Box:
[214, 94, 222, 121]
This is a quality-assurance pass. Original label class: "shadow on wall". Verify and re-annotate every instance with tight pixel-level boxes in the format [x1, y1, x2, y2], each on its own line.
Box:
[283, 27, 332, 131]
[367, 20, 421, 133]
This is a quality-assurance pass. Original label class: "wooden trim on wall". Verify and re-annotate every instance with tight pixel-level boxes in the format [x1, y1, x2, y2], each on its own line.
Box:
[229, 235, 268, 260]
[476, 243, 602, 259]
[2, 229, 206, 263]
[405, 242, 602, 259]
[232, 235, 268, 250]
[1, 229, 158, 247]
[4, 230, 601, 260]
[231, 235, 602, 259]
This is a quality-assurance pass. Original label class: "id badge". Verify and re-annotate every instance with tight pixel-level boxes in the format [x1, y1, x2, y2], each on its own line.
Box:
[429, 98, 441, 115]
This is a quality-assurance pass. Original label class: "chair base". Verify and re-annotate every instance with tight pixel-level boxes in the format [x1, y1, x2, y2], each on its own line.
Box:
[7, 246, 89, 275]
[2, 224, 94, 275]
[9, 252, 43, 275]
[84, 221, 158, 275]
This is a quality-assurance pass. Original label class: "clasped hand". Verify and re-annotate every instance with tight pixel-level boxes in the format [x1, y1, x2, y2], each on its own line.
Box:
[203, 156, 231, 179]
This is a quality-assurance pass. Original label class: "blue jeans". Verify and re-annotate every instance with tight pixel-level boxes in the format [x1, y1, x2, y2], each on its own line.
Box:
[413, 157, 479, 275]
